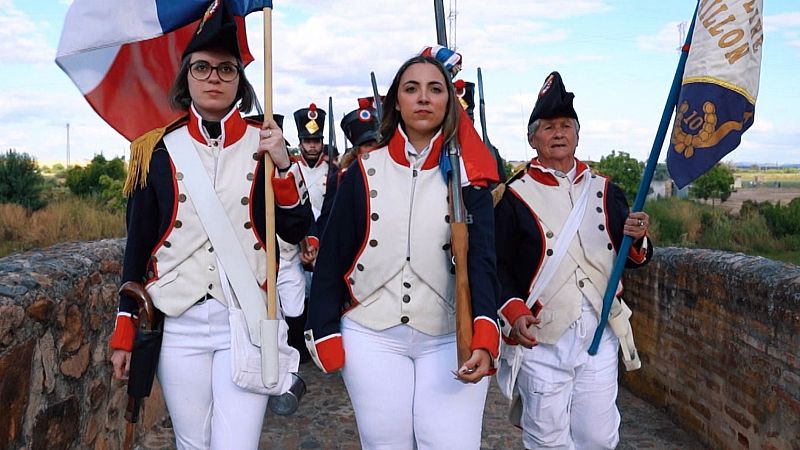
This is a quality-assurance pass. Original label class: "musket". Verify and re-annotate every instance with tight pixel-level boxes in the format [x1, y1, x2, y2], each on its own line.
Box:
[119, 281, 162, 450]
[328, 97, 336, 158]
[477, 67, 506, 182]
[433, 0, 472, 369]
[370, 72, 382, 122]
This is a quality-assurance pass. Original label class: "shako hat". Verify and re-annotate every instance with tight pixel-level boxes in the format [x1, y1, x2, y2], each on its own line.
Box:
[527, 71, 578, 126]
[182, 0, 242, 60]
[293, 103, 326, 140]
[341, 97, 380, 147]
[454, 79, 476, 122]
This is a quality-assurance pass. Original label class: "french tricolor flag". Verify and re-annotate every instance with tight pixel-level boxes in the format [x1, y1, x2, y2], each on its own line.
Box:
[56, 0, 268, 141]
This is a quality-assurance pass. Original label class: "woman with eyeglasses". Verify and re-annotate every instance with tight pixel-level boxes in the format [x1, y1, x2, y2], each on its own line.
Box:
[304, 54, 501, 449]
[108, 3, 312, 448]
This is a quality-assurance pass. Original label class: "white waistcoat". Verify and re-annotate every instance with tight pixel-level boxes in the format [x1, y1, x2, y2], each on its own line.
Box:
[146, 125, 267, 317]
[298, 160, 329, 219]
[509, 171, 621, 344]
[344, 148, 456, 336]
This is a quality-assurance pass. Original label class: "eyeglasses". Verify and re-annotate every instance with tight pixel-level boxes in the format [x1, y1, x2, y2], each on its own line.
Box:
[189, 61, 240, 82]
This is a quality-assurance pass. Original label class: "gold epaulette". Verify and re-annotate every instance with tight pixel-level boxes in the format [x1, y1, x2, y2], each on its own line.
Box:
[491, 163, 528, 207]
[123, 116, 187, 197]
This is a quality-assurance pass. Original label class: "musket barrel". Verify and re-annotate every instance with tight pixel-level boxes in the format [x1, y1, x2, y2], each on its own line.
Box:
[434, 0, 447, 47]
[370, 72, 382, 122]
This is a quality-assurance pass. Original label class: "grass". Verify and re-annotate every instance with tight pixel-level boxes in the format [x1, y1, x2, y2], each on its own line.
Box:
[0, 198, 125, 258]
[645, 197, 800, 265]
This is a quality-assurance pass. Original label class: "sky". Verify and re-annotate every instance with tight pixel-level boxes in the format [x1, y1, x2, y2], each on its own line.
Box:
[1, 0, 798, 167]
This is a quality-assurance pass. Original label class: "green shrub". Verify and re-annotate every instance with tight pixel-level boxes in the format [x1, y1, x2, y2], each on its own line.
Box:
[0, 150, 46, 210]
[65, 154, 126, 198]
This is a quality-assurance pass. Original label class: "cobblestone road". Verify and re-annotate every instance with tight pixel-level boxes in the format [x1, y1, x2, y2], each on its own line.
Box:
[140, 362, 706, 449]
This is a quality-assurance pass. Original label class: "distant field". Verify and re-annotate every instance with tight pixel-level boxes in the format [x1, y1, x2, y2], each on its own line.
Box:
[735, 169, 800, 186]
[718, 187, 800, 214]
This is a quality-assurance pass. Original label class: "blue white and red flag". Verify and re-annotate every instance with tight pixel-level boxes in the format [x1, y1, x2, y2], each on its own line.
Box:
[667, 0, 763, 189]
[55, 0, 269, 141]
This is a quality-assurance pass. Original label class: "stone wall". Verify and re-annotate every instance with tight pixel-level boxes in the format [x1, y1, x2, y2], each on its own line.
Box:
[622, 248, 800, 450]
[0, 239, 166, 450]
[2, 241, 798, 449]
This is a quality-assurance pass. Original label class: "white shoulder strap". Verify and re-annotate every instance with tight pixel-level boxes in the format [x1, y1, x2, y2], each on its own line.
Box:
[164, 129, 266, 345]
[525, 172, 593, 308]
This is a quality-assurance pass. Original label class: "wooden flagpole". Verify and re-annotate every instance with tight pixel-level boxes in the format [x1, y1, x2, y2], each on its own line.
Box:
[261, 4, 280, 387]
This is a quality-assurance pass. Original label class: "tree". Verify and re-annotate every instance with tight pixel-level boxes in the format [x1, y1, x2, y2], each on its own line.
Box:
[591, 150, 644, 204]
[0, 149, 46, 210]
[65, 154, 126, 197]
[690, 163, 734, 206]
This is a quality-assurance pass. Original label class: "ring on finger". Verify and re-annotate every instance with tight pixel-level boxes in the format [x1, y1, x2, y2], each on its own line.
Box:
[637, 219, 644, 227]
[268, 130, 273, 137]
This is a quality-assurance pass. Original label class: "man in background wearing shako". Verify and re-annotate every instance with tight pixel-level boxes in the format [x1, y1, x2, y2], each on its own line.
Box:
[494, 71, 652, 449]
[454, 79, 476, 122]
[316, 97, 380, 235]
[278, 102, 334, 361]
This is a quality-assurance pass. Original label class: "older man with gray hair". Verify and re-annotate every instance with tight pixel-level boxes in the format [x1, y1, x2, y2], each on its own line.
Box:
[495, 71, 652, 449]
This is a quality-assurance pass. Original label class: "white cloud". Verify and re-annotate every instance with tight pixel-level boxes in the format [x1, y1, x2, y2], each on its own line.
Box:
[637, 21, 686, 53]
[0, 1, 54, 64]
[764, 11, 800, 32]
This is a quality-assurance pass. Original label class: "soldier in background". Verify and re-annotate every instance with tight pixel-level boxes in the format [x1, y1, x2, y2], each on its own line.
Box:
[280, 103, 336, 361]
[316, 97, 381, 235]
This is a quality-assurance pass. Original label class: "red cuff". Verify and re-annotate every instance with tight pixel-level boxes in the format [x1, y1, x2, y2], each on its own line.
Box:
[499, 298, 533, 332]
[272, 172, 301, 207]
[307, 333, 345, 373]
[306, 236, 320, 249]
[109, 315, 136, 352]
[628, 236, 648, 264]
[471, 317, 500, 359]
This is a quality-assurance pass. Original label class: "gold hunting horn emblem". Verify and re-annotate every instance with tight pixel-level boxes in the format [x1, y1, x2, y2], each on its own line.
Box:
[670, 101, 754, 158]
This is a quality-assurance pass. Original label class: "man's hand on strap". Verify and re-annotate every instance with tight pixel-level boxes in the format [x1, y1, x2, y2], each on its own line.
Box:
[511, 315, 541, 349]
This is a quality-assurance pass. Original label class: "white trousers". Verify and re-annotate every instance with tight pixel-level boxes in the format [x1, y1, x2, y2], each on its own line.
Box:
[157, 299, 268, 450]
[277, 252, 306, 318]
[340, 317, 489, 450]
[517, 300, 620, 450]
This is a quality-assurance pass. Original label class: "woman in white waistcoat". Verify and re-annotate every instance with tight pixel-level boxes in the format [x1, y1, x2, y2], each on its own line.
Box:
[304, 54, 502, 450]
[108, 2, 313, 448]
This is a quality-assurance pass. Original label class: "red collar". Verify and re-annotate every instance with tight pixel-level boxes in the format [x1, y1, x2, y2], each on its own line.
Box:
[526, 158, 590, 186]
[294, 153, 329, 168]
[187, 105, 247, 148]
[386, 128, 444, 170]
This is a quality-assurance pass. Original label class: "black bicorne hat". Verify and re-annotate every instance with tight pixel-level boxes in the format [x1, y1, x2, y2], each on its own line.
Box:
[454, 79, 476, 122]
[528, 71, 578, 126]
[293, 103, 326, 140]
[183, 0, 241, 60]
[341, 98, 380, 147]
